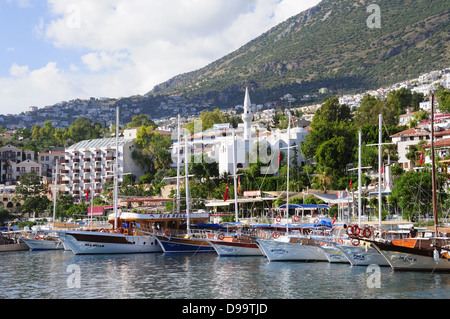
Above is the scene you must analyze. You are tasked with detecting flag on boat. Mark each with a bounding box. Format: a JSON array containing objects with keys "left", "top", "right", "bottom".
[
  {"left": 224, "top": 181, "right": 229, "bottom": 201},
  {"left": 332, "top": 215, "right": 336, "bottom": 224},
  {"left": 237, "top": 175, "right": 242, "bottom": 195}
]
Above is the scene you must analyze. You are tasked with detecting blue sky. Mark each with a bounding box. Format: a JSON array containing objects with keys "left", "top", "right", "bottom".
[{"left": 0, "top": 0, "right": 321, "bottom": 115}]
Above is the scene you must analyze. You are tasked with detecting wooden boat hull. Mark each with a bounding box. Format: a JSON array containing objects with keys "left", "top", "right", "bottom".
[
  {"left": 256, "top": 238, "right": 328, "bottom": 262},
  {"left": 0, "top": 243, "right": 29, "bottom": 252},
  {"left": 59, "top": 231, "right": 162, "bottom": 255},
  {"left": 207, "top": 239, "right": 263, "bottom": 256},
  {"left": 372, "top": 239, "right": 450, "bottom": 272},
  {"left": 154, "top": 234, "right": 215, "bottom": 254}
]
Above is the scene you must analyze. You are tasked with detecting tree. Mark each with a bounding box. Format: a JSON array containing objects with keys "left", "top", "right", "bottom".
[
  {"left": 389, "top": 169, "right": 447, "bottom": 221},
  {"left": 134, "top": 126, "right": 172, "bottom": 172},
  {"left": 436, "top": 85, "right": 450, "bottom": 113},
  {"left": 127, "top": 115, "right": 156, "bottom": 128},
  {"left": 301, "top": 97, "right": 356, "bottom": 188},
  {"left": 184, "top": 108, "right": 231, "bottom": 133},
  {"left": 0, "top": 206, "right": 16, "bottom": 225},
  {"left": 14, "top": 172, "right": 49, "bottom": 217}
]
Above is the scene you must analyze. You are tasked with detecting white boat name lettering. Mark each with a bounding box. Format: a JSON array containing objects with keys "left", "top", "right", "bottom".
[
  {"left": 398, "top": 256, "right": 417, "bottom": 263},
  {"left": 85, "top": 243, "right": 104, "bottom": 248}
]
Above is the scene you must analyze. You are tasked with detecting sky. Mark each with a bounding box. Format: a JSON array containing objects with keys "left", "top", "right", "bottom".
[{"left": 0, "top": 0, "right": 321, "bottom": 115}]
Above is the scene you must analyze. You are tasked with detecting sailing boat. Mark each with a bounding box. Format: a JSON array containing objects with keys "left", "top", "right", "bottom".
[
  {"left": 58, "top": 107, "right": 161, "bottom": 255},
  {"left": 207, "top": 131, "right": 263, "bottom": 256},
  {"left": 333, "top": 126, "right": 389, "bottom": 266},
  {"left": 153, "top": 119, "right": 215, "bottom": 254},
  {"left": 23, "top": 160, "right": 64, "bottom": 251},
  {"left": 369, "top": 94, "right": 450, "bottom": 271},
  {"left": 256, "top": 112, "right": 328, "bottom": 262}
]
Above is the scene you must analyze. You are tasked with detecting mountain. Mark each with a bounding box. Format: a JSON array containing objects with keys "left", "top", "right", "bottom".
[{"left": 146, "top": 0, "right": 450, "bottom": 107}]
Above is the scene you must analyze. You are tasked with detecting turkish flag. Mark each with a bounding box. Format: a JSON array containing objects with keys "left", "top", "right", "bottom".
[{"left": 224, "top": 181, "right": 229, "bottom": 202}]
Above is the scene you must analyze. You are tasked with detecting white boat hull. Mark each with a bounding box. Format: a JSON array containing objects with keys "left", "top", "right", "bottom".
[
  {"left": 319, "top": 245, "right": 349, "bottom": 263},
  {"left": 256, "top": 238, "right": 328, "bottom": 262},
  {"left": 23, "top": 238, "right": 64, "bottom": 251},
  {"left": 59, "top": 231, "right": 162, "bottom": 255},
  {"left": 335, "top": 243, "right": 389, "bottom": 266},
  {"left": 208, "top": 240, "right": 263, "bottom": 256}
]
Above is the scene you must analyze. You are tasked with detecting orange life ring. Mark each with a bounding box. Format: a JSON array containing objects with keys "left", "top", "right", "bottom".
[
  {"left": 351, "top": 238, "right": 360, "bottom": 247},
  {"left": 218, "top": 233, "right": 225, "bottom": 240},
  {"left": 313, "top": 219, "right": 319, "bottom": 224},
  {"left": 293, "top": 215, "right": 300, "bottom": 222},
  {"left": 363, "top": 227, "right": 372, "bottom": 238},
  {"left": 276, "top": 216, "right": 282, "bottom": 222},
  {"left": 346, "top": 225, "right": 355, "bottom": 236},
  {"left": 272, "top": 231, "right": 280, "bottom": 239},
  {"left": 164, "top": 229, "right": 171, "bottom": 236}
]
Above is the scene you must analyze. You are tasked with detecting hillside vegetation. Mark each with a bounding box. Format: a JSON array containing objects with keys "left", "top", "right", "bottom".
[{"left": 147, "top": 0, "right": 450, "bottom": 107}]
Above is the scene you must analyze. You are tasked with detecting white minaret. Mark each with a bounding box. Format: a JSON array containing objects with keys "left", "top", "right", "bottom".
[{"left": 242, "top": 87, "right": 253, "bottom": 141}]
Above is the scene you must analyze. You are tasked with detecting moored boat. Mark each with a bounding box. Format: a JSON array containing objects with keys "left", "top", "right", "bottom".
[
  {"left": 371, "top": 236, "right": 450, "bottom": 271},
  {"left": 256, "top": 236, "right": 328, "bottom": 262},
  {"left": 367, "top": 96, "right": 450, "bottom": 272},
  {"left": 22, "top": 231, "right": 64, "bottom": 251},
  {"left": 207, "top": 233, "right": 262, "bottom": 256},
  {"left": 0, "top": 231, "right": 30, "bottom": 252}
]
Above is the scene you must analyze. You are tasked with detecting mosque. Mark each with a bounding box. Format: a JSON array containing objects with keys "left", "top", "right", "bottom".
[{"left": 172, "top": 88, "right": 309, "bottom": 176}]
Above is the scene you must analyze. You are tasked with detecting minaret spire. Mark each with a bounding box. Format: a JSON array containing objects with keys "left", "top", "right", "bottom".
[{"left": 242, "top": 87, "right": 253, "bottom": 141}]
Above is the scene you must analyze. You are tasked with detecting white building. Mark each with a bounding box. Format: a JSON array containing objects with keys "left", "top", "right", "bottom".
[
  {"left": 61, "top": 129, "right": 144, "bottom": 200},
  {"left": 172, "top": 88, "right": 309, "bottom": 176}
]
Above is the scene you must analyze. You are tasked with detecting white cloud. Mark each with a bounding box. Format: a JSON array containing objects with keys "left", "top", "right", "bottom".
[{"left": 1, "top": 0, "right": 321, "bottom": 115}]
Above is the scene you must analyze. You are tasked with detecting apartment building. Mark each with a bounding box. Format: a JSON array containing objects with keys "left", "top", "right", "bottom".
[
  {"left": 62, "top": 131, "right": 144, "bottom": 200},
  {"left": 38, "top": 147, "right": 65, "bottom": 183},
  {"left": 0, "top": 145, "right": 40, "bottom": 185},
  {"left": 390, "top": 126, "right": 450, "bottom": 171}
]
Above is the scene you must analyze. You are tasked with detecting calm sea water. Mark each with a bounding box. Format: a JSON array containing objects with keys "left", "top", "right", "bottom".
[{"left": 0, "top": 250, "right": 449, "bottom": 299}]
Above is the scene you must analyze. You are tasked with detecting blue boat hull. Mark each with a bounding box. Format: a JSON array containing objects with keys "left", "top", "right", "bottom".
[{"left": 154, "top": 235, "right": 215, "bottom": 254}]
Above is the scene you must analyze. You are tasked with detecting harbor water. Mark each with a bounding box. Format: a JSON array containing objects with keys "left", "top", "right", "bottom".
[{"left": 1, "top": 250, "right": 449, "bottom": 299}]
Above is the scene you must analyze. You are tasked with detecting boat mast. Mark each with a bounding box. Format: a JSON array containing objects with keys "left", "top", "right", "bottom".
[
  {"left": 378, "top": 114, "right": 382, "bottom": 231},
  {"left": 232, "top": 131, "right": 239, "bottom": 223},
  {"left": 177, "top": 114, "right": 181, "bottom": 214},
  {"left": 114, "top": 107, "right": 119, "bottom": 230},
  {"left": 286, "top": 112, "right": 291, "bottom": 233},
  {"left": 52, "top": 159, "right": 58, "bottom": 229},
  {"left": 430, "top": 93, "right": 439, "bottom": 236},
  {"left": 358, "top": 130, "right": 362, "bottom": 227},
  {"left": 184, "top": 132, "right": 191, "bottom": 235}
]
